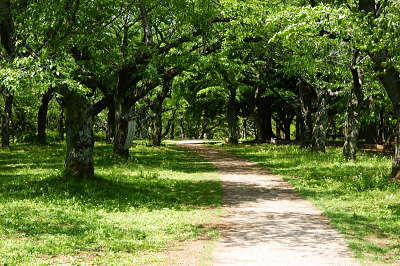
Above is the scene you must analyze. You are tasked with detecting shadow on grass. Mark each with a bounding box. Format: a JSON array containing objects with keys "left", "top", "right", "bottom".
[
  {"left": 0, "top": 172, "right": 222, "bottom": 211},
  {"left": 94, "top": 144, "right": 215, "bottom": 174},
  {"left": 0, "top": 143, "right": 222, "bottom": 212},
  {"left": 0, "top": 144, "right": 213, "bottom": 175}
]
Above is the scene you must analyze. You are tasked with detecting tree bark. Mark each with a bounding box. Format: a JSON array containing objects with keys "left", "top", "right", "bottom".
[
  {"left": 296, "top": 115, "right": 302, "bottom": 142},
  {"left": 63, "top": 91, "right": 94, "bottom": 179},
  {"left": 1, "top": 93, "right": 13, "bottom": 148},
  {"left": 149, "top": 102, "right": 163, "bottom": 146},
  {"left": 0, "top": 0, "right": 14, "bottom": 57},
  {"left": 106, "top": 103, "right": 115, "bottom": 143},
  {"left": 299, "top": 86, "right": 313, "bottom": 147},
  {"left": 312, "top": 90, "right": 328, "bottom": 152},
  {"left": 284, "top": 119, "right": 292, "bottom": 141},
  {"left": 276, "top": 123, "right": 281, "bottom": 139},
  {"left": 254, "top": 88, "right": 274, "bottom": 143},
  {"left": 37, "top": 87, "right": 55, "bottom": 145},
  {"left": 57, "top": 98, "right": 65, "bottom": 142},
  {"left": 113, "top": 92, "right": 130, "bottom": 158},
  {"left": 170, "top": 121, "right": 175, "bottom": 140},
  {"left": 343, "top": 49, "right": 364, "bottom": 160},
  {"left": 227, "top": 85, "right": 239, "bottom": 144}
]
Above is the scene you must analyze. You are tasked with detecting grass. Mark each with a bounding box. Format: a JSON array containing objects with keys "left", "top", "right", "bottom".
[
  {"left": 0, "top": 142, "right": 222, "bottom": 264},
  {"left": 221, "top": 143, "right": 400, "bottom": 265}
]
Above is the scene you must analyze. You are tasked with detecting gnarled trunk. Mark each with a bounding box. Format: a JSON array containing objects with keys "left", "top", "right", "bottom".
[
  {"left": 64, "top": 92, "right": 94, "bottom": 179},
  {"left": 1, "top": 93, "right": 13, "bottom": 148},
  {"left": 37, "top": 87, "right": 55, "bottom": 145}
]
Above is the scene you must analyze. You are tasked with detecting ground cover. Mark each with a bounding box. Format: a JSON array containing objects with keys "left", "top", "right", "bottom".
[
  {"left": 222, "top": 144, "right": 400, "bottom": 265},
  {"left": 0, "top": 142, "right": 222, "bottom": 264}
]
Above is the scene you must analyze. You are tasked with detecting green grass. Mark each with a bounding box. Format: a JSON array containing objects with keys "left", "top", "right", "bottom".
[
  {"left": 221, "top": 144, "right": 400, "bottom": 265},
  {"left": 0, "top": 142, "right": 222, "bottom": 264}
]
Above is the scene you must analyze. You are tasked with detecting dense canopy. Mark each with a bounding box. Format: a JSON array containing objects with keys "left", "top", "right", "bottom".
[{"left": 1, "top": 0, "right": 400, "bottom": 179}]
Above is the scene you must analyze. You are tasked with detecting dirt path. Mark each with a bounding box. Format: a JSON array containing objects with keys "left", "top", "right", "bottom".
[{"left": 179, "top": 143, "right": 359, "bottom": 266}]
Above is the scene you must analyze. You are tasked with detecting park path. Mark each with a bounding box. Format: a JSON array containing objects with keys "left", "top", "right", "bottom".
[{"left": 178, "top": 142, "right": 359, "bottom": 266}]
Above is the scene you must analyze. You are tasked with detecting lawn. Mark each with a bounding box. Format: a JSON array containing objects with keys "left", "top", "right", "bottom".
[
  {"left": 0, "top": 142, "right": 222, "bottom": 264},
  {"left": 222, "top": 144, "right": 400, "bottom": 265}
]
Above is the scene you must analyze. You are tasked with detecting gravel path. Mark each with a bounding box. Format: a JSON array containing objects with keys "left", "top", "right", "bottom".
[{"left": 179, "top": 143, "right": 359, "bottom": 266}]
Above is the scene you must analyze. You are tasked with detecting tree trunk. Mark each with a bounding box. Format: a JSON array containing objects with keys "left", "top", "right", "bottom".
[
  {"left": 227, "top": 85, "right": 239, "bottom": 144},
  {"left": 312, "top": 91, "right": 328, "bottom": 152},
  {"left": 243, "top": 119, "right": 248, "bottom": 139},
  {"left": 180, "top": 119, "right": 185, "bottom": 139},
  {"left": 170, "top": 122, "right": 175, "bottom": 140},
  {"left": 37, "top": 87, "right": 55, "bottom": 145},
  {"left": 254, "top": 88, "right": 274, "bottom": 143},
  {"left": 276, "top": 123, "right": 281, "bottom": 139},
  {"left": 149, "top": 103, "right": 163, "bottom": 146},
  {"left": 113, "top": 93, "right": 130, "bottom": 158},
  {"left": 295, "top": 115, "right": 302, "bottom": 142},
  {"left": 343, "top": 49, "right": 363, "bottom": 160},
  {"left": 284, "top": 119, "right": 291, "bottom": 141},
  {"left": 106, "top": 103, "right": 115, "bottom": 143},
  {"left": 391, "top": 117, "right": 400, "bottom": 179},
  {"left": 56, "top": 97, "right": 65, "bottom": 142},
  {"left": 1, "top": 93, "right": 13, "bottom": 148},
  {"left": 299, "top": 86, "right": 313, "bottom": 147},
  {"left": 64, "top": 92, "right": 94, "bottom": 179}
]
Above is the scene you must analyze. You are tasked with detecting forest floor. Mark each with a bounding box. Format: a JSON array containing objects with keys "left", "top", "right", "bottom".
[{"left": 179, "top": 142, "right": 359, "bottom": 265}]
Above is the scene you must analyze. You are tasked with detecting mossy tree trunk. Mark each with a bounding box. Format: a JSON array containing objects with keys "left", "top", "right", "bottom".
[{"left": 64, "top": 92, "right": 94, "bottom": 179}]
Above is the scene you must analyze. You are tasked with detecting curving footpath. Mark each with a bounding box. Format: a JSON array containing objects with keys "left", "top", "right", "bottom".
[{"left": 179, "top": 142, "right": 359, "bottom": 266}]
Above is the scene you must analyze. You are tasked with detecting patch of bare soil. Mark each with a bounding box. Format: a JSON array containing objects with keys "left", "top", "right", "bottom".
[{"left": 140, "top": 239, "right": 215, "bottom": 266}]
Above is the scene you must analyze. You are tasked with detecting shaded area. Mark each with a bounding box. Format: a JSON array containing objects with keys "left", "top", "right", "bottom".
[{"left": 0, "top": 144, "right": 222, "bottom": 211}]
